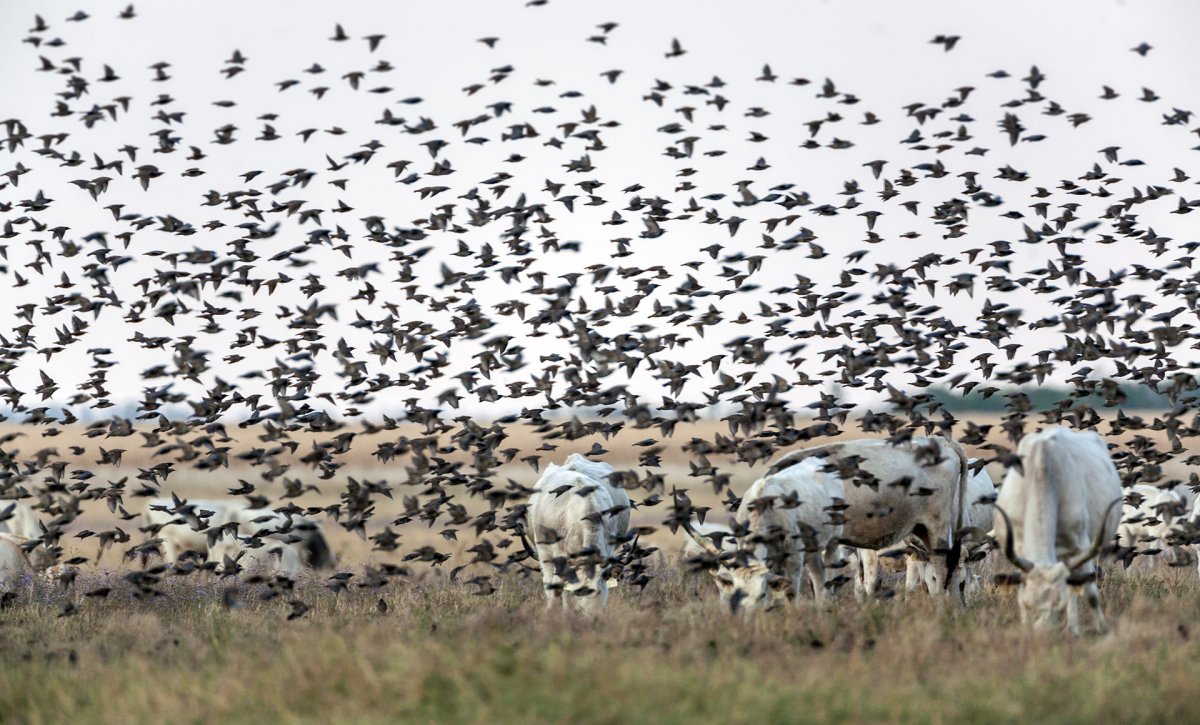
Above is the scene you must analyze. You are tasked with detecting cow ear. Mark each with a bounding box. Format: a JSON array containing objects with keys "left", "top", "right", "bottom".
[
  {"left": 993, "top": 572, "right": 1024, "bottom": 586},
  {"left": 1066, "top": 571, "right": 1097, "bottom": 586}
]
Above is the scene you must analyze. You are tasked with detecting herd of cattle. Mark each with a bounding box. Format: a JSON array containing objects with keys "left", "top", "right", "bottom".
[
  {"left": 0, "top": 425, "right": 1195, "bottom": 633},
  {"left": 525, "top": 426, "right": 1184, "bottom": 634}
]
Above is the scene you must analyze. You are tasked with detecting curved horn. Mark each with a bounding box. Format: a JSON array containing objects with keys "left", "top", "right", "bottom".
[
  {"left": 681, "top": 519, "right": 722, "bottom": 557},
  {"left": 1067, "top": 497, "right": 1123, "bottom": 572},
  {"left": 993, "top": 503, "right": 1034, "bottom": 573},
  {"left": 517, "top": 525, "right": 540, "bottom": 562}
]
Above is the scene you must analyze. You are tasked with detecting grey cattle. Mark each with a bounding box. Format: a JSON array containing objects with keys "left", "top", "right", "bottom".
[
  {"left": 683, "top": 456, "right": 844, "bottom": 614},
  {"left": 0, "top": 534, "right": 32, "bottom": 580},
  {"left": 524, "top": 454, "right": 631, "bottom": 612},
  {"left": 856, "top": 463, "right": 997, "bottom": 598},
  {"left": 1117, "top": 484, "right": 1188, "bottom": 568},
  {"left": 0, "top": 500, "right": 41, "bottom": 539},
  {"left": 766, "top": 436, "right": 972, "bottom": 600},
  {"left": 143, "top": 498, "right": 335, "bottom": 569},
  {"left": 993, "top": 427, "right": 1122, "bottom": 634}
]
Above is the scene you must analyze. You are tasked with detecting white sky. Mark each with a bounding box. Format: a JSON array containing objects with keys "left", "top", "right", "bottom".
[{"left": 1, "top": 0, "right": 1199, "bottom": 423}]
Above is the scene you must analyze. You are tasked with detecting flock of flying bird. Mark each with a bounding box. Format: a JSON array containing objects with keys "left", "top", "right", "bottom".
[{"left": 1, "top": 4, "right": 1200, "bottom": 631}]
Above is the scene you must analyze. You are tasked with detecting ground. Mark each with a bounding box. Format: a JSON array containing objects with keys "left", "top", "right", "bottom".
[{"left": 2, "top": 564, "right": 1199, "bottom": 723}]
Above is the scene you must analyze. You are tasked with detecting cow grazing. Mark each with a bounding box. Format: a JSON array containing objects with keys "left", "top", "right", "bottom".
[
  {"left": 142, "top": 498, "right": 234, "bottom": 561},
  {"left": 992, "top": 427, "right": 1122, "bottom": 634},
  {"left": 208, "top": 535, "right": 305, "bottom": 576},
  {"left": 524, "top": 454, "right": 631, "bottom": 612},
  {"left": 143, "top": 498, "right": 334, "bottom": 569},
  {"left": 1117, "top": 484, "right": 1188, "bottom": 568},
  {"left": 230, "top": 508, "right": 336, "bottom": 569},
  {"left": 766, "top": 436, "right": 972, "bottom": 601},
  {"left": 683, "top": 456, "right": 844, "bottom": 613}
]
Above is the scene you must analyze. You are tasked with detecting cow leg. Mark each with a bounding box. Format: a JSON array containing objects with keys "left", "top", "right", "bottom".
[
  {"left": 804, "top": 552, "right": 827, "bottom": 606},
  {"left": 961, "top": 565, "right": 979, "bottom": 599},
  {"left": 160, "top": 536, "right": 177, "bottom": 563},
  {"left": 860, "top": 549, "right": 879, "bottom": 597},
  {"left": 538, "top": 549, "right": 563, "bottom": 609},
  {"left": 925, "top": 561, "right": 941, "bottom": 595},
  {"left": 1066, "top": 589, "right": 1082, "bottom": 635},
  {"left": 1083, "top": 580, "right": 1105, "bottom": 632},
  {"left": 904, "top": 555, "right": 923, "bottom": 594},
  {"left": 790, "top": 558, "right": 808, "bottom": 605},
  {"left": 587, "top": 579, "right": 609, "bottom": 613},
  {"left": 932, "top": 527, "right": 965, "bottom": 605},
  {"left": 845, "top": 549, "right": 866, "bottom": 601},
  {"left": 822, "top": 540, "right": 845, "bottom": 600},
  {"left": 541, "top": 578, "right": 557, "bottom": 607}
]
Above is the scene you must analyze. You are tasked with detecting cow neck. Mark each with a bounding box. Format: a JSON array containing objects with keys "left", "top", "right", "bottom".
[{"left": 1022, "top": 477, "right": 1060, "bottom": 565}]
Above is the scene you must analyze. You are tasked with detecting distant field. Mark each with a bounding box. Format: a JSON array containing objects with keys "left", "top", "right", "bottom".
[{"left": 1, "top": 566, "right": 1199, "bottom": 723}]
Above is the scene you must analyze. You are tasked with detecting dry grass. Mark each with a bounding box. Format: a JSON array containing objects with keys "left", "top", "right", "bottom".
[{"left": 1, "top": 564, "right": 1199, "bottom": 724}]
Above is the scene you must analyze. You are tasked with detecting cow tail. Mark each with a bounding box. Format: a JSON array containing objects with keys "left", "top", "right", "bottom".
[
  {"left": 305, "top": 529, "right": 337, "bottom": 569},
  {"left": 942, "top": 436, "right": 970, "bottom": 593}
]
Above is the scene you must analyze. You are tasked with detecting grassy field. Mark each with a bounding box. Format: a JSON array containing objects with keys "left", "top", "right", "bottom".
[
  {"left": 2, "top": 564, "right": 1200, "bottom": 723},
  {"left": 2, "top": 414, "right": 1195, "bottom": 723}
]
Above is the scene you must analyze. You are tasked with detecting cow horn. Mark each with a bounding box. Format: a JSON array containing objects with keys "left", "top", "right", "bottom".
[
  {"left": 680, "top": 518, "right": 722, "bottom": 557},
  {"left": 993, "top": 504, "right": 1034, "bottom": 573},
  {"left": 517, "top": 525, "right": 540, "bottom": 562},
  {"left": 1067, "top": 497, "right": 1123, "bottom": 572},
  {"left": 955, "top": 525, "right": 989, "bottom": 546}
]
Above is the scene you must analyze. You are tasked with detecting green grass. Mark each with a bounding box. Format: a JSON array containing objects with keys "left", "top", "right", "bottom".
[{"left": 1, "top": 567, "right": 1198, "bottom": 724}]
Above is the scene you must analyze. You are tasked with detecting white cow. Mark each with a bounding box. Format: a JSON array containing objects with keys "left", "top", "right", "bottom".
[
  {"left": 0, "top": 533, "right": 32, "bottom": 579},
  {"left": 142, "top": 498, "right": 235, "bottom": 561},
  {"left": 143, "top": 498, "right": 334, "bottom": 568},
  {"left": 766, "top": 436, "right": 973, "bottom": 600},
  {"left": 1185, "top": 496, "right": 1200, "bottom": 576},
  {"left": 231, "top": 507, "right": 336, "bottom": 569},
  {"left": 683, "top": 456, "right": 844, "bottom": 613},
  {"left": 524, "top": 454, "right": 631, "bottom": 612},
  {"left": 1118, "top": 484, "right": 1188, "bottom": 568},
  {"left": 895, "top": 464, "right": 998, "bottom": 596},
  {"left": 0, "top": 500, "right": 41, "bottom": 538},
  {"left": 208, "top": 535, "right": 304, "bottom": 576},
  {"left": 992, "top": 427, "right": 1122, "bottom": 634}
]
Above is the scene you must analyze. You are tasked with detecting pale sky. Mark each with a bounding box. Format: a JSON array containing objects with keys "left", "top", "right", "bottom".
[{"left": 1, "top": 0, "right": 1198, "bottom": 422}]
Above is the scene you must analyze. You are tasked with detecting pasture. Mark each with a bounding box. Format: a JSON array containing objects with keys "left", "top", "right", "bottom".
[
  {"left": 1, "top": 417, "right": 1197, "bottom": 723},
  {"left": 2, "top": 565, "right": 1199, "bottom": 723}
]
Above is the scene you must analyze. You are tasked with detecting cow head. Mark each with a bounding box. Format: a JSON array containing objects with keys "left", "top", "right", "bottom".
[
  {"left": 681, "top": 521, "right": 789, "bottom": 615},
  {"left": 712, "top": 562, "right": 791, "bottom": 614},
  {"left": 994, "top": 500, "right": 1119, "bottom": 632}
]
